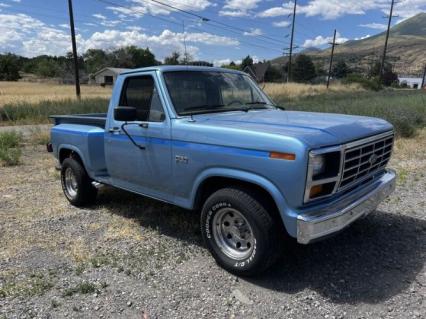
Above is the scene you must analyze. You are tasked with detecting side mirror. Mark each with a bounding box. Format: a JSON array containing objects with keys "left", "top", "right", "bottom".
[{"left": 114, "top": 106, "right": 137, "bottom": 122}]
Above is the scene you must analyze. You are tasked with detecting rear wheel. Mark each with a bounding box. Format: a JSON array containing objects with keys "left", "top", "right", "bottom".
[
  {"left": 201, "top": 187, "right": 280, "bottom": 276},
  {"left": 61, "top": 158, "right": 97, "bottom": 207}
]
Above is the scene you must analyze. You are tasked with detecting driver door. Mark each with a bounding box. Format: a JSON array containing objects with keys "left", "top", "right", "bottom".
[{"left": 105, "top": 73, "right": 172, "bottom": 200}]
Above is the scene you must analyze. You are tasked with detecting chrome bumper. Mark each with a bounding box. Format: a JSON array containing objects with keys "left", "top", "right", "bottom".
[{"left": 297, "top": 169, "right": 396, "bottom": 244}]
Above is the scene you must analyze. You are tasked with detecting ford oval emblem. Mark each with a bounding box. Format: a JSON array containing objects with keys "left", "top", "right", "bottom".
[{"left": 369, "top": 154, "right": 379, "bottom": 165}]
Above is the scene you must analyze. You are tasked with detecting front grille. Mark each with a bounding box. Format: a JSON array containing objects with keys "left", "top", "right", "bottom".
[{"left": 338, "top": 133, "right": 394, "bottom": 191}]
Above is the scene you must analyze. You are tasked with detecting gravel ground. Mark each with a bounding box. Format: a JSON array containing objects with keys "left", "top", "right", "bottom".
[{"left": 0, "top": 128, "right": 425, "bottom": 319}]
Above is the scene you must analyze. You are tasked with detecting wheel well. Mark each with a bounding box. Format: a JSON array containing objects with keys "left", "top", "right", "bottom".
[
  {"left": 59, "top": 148, "right": 83, "bottom": 166},
  {"left": 194, "top": 176, "right": 285, "bottom": 231}
]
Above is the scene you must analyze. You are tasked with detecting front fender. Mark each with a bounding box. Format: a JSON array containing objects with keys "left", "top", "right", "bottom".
[{"left": 190, "top": 167, "right": 299, "bottom": 237}]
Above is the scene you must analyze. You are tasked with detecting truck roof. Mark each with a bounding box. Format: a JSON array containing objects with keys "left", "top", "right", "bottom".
[{"left": 121, "top": 65, "right": 245, "bottom": 76}]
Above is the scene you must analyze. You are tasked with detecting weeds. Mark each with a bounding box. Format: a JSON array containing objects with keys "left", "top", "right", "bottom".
[
  {"left": 62, "top": 282, "right": 98, "bottom": 297},
  {"left": 0, "top": 131, "right": 22, "bottom": 166},
  {"left": 0, "top": 98, "right": 108, "bottom": 124},
  {"left": 276, "top": 90, "right": 426, "bottom": 138}
]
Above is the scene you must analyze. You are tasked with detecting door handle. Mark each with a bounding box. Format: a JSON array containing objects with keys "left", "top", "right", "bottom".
[{"left": 108, "top": 127, "right": 121, "bottom": 134}]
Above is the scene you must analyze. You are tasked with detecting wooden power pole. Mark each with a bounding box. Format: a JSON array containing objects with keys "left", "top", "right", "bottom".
[
  {"left": 327, "top": 29, "right": 339, "bottom": 89},
  {"left": 422, "top": 65, "right": 426, "bottom": 89},
  {"left": 287, "top": 0, "right": 297, "bottom": 83},
  {"left": 380, "top": 0, "right": 395, "bottom": 81},
  {"left": 67, "top": 0, "right": 81, "bottom": 99}
]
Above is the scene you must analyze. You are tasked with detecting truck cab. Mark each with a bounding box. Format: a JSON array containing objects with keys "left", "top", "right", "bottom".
[{"left": 50, "top": 66, "right": 396, "bottom": 276}]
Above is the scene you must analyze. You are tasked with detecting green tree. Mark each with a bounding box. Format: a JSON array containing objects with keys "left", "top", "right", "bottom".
[
  {"left": 112, "top": 46, "right": 158, "bottom": 68},
  {"left": 368, "top": 61, "right": 398, "bottom": 86},
  {"left": 0, "top": 54, "right": 20, "bottom": 81},
  {"left": 221, "top": 61, "right": 240, "bottom": 70},
  {"left": 264, "top": 65, "right": 282, "bottom": 82},
  {"left": 164, "top": 51, "right": 181, "bottom": 65},
  {"left": 34, "top": 59, "right": 61, "bottom": 78},
  {"left": 241, "top": 55, "right": 254, "bottom": 71},
  {"left": 292, "top": 54, "right": 316, "bottom": 83},
  {"left": 333, "top": 60, "right": 350, "bottom": 79},
  {"left": 84, "top": 49, "right": 110, "bottom": 74}
]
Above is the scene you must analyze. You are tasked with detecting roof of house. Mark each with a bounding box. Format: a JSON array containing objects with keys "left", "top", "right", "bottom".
[{"left": 93, "top": 67, "right": 132, "bottom": 76}]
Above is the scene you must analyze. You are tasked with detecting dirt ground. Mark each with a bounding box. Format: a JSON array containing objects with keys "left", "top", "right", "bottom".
[{"left": 0, "top": 128, "right": 425, "bottom": 319}]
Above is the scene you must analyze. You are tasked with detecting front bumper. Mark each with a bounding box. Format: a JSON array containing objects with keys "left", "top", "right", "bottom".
[{"left": 297, "top": 169, "right": 396, "bottom": 244}]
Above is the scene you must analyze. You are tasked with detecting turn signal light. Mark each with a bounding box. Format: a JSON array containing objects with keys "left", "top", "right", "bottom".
[
  {"left": 309, "top": 185, "right": 324, "bottom": 198},
  {"left": 269, "top": 152, "right": 296, "bottom": 161}
]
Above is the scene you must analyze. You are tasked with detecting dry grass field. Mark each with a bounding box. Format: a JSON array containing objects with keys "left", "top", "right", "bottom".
[
  {"left": 263, "top": 82, "right": 362, "bottom": 99},
  {"left": 0, "top": 81, "right": 362, "bottom": 107},
  {"left": 0, "top": 82, "right": 112, "bottom": 107}
]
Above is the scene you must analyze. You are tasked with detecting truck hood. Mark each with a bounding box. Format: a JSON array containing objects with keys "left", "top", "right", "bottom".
[{"left": 194, "top": 110, "right": 393, "bottom": 148}]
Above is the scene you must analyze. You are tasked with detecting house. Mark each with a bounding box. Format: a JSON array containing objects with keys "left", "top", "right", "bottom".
[
  {"left": 398, "top": 76, "right": 424, "bottom": 89},
  {"left": 91, "top": 67, "right": 131, "bottom": 86}
]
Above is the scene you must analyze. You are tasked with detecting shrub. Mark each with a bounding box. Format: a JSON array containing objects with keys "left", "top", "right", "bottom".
[
  {"left": 0, "top": 131, "right": 23, "bottom": 166},
  {"left": 343, "top": 74, "right": 382, "bottom": 91}
]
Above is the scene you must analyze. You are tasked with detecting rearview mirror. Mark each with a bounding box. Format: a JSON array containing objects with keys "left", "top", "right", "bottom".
[{"left": 114, "top": 106, "right": 137, "bottom": 122}]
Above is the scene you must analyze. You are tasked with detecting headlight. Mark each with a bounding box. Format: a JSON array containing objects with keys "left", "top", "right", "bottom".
[
  {"left": 305, "top": 149, "right": 343, "bottom": 203},
  {"left": 311, "top": 155, "right": 325, "bottom": 177}
]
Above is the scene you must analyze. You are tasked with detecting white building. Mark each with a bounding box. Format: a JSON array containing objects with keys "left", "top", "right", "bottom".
[
  {"left": 398, "top": 76, "right": 424, "bottom": 89},
  {"left": 91, "top": 67, "right": 131, "bottom": 86}
]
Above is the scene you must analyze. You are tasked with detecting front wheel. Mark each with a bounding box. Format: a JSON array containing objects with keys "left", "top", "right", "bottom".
[
  {"left": 61, "top": 158, "right": 97, "bottom": 207},
  {"left": 201, "top": 187, "right": 280, "bottom": 276}
]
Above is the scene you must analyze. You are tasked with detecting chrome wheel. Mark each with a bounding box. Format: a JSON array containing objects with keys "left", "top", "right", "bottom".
[
  {"left": 212, "top": 208, "right": 255, "bottom": 260},
  {"left": 64, "top": 167, "right": 78, "bottom": 199}
]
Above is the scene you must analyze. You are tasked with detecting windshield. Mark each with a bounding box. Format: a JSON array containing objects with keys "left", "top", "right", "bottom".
[{"left": 163, "top": 71, "right": 275, "bottom": 115}]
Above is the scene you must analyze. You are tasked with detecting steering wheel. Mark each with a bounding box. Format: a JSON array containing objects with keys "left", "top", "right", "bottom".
[{"left": 227, "top": 100, "right": 243, "bottom": 106}]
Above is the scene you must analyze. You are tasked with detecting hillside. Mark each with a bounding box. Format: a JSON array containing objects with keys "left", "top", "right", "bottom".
[{"left": 271, "top": 12, "right": 426, "bottom": 75}]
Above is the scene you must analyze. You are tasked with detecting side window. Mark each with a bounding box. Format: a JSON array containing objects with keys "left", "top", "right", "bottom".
[{"left": 120, "top": 76, "right": 165, "bottom": 122}]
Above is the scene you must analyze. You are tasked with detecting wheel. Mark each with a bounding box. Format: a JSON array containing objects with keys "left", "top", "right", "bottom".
[
  {"left": 201, "top": 187, "right": 280, "bottom": 276},
  {"left": 61, "top": 158, "right": 97, "bottom": 207}
]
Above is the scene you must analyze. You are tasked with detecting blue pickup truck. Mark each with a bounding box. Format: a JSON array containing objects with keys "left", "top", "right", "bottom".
[{"left": 49, "top": 66, "right": 396, "bottom": 275}]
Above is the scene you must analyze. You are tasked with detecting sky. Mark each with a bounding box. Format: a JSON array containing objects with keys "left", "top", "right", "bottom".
[{"left": 0, "top": 0, "right": 425, "bottom": 65}]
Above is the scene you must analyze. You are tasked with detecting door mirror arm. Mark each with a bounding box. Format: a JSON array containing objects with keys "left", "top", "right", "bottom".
[{"left": 120, "top": 122, "right": 146, "bottom": 150}]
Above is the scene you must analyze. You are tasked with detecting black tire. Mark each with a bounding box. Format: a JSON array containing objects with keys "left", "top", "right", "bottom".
[
  {"left": 201, "top": 187, "right": 280, "bottom": 276},
  {"left": 61, "top": 158, "right": 97, "bottom": 207}
]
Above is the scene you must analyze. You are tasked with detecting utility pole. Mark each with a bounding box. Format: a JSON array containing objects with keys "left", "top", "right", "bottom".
[
  {"left": 67, "top": 0, "right": 81, "bottom": 99},
  {"left": 327, "top": 29, "right": 340, "bottom": 89},
  {"left": 380, "top": 0, "right": 396, "bottom": 81},
  {"left": 287, "top": 0, "right": 297, "bottom": 83},
  {"left": 421, "top": 64, "right": 426, "bottom": 89}
]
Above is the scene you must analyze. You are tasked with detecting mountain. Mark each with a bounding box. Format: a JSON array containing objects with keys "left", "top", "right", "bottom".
[{"left": 270, "top": 13, "right": 426, "bottom": 75}]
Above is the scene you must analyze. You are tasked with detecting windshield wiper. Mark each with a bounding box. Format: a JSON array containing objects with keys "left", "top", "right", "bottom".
[{"left": 182, "top": 104, "right": 225, "bottom": 112}]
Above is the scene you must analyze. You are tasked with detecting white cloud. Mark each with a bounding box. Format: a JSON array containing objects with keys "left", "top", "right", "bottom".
[
  {"left": 243, "top": 28, "right": 263, "bottom": 36},
  {"left": 303, "top": 32, "right": 348, "bottom": 48},
  {"left": 259, "top": 0, "right": 426, "bottom": 20},
  {"left": 273, "top": 20, "right": 291, "bottom": 27},
  {"left": 0, "top": 13, "right": 239, "bottom": 60},
  {"left": 359, "top": 23, "right": 388, "bottom": 30},
  {"left": 93, "top": 13, "right": 107, "bottom": 20},
  {"left": 213, "top": 58, "right": 242, "bottom": 66},
  {"left": 0, "top": 3, "right": 11, "bottom": 7},
  {"left": 354, "top": 34, "right": 371, "bottom": 40},
  {"left": 220, "top": 0, "right": 261, "bottom": 17},
  {"left": 107, "top": 0, "right": 212, "bottom": 18}
]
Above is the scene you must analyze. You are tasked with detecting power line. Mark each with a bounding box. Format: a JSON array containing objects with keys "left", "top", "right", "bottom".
[
  {"left": 94, "top": 0, "right": 284, "bottom": 53},
  {"left": 146, "top": 0, "right": 288, "bottom": 45}
]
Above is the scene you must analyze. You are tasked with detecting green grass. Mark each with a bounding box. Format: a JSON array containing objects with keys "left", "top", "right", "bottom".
[
  {"left": 62, "top": 282, "right": 98, "bottom": 297},
  {"left": 275, "top": 90, "right": 426, "bottom": 138},
  {"left": 0, "top": 98, "right": 109, "bottom": 125},
  {"left": 0, "top": 131, "right": 23, "bottom": 166}
]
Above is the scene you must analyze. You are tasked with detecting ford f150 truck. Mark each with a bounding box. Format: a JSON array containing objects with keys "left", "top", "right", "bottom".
[{"left": 49, "top": 66, "right": 396, "bottom": 276}]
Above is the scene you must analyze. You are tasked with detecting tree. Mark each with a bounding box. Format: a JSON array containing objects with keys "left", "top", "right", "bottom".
[
  {"left": 264, "top": 65, "right": 282, "bottom": 82},
  {"left": 111, "top": 46, "right": 158, "bottom": 68},
  {"left": 333, "top": 60, "right": 350, "bottom": 79},
  {"left": 164, "top": 51, "right": 181, "bottom": 65},
  {"left": 292, "top": 54, "right": 316, "bottom": 83},
  {"left": 368, "top": 61, "right": 398, "bottom": 86},
  {"left": 241, "top": 55, "right": 254, "bottom": 71},
  {"left": 34, "top": 59, "right": 61, "bottom": 78},
  {"left": 84, "top": 49, "right": 110, "bottom": 74},
  {"left": 0, "top": 54, "right": 20, "bottom": 81}
]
